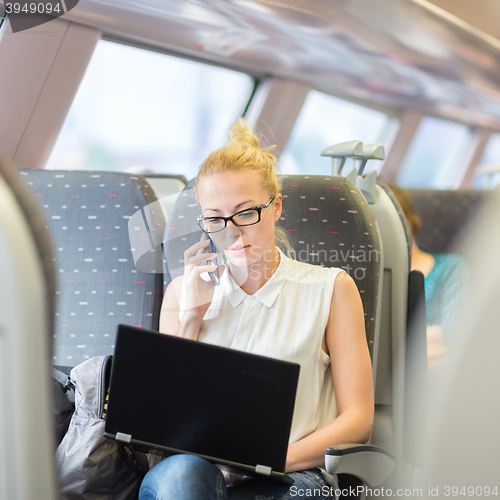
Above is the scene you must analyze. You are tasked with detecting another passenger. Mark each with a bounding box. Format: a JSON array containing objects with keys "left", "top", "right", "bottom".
[
  {"left": 141, "top": 119, "right": 374, "bottom": 500},
  {"left": 388, "top": 184, "right": 467, "bottom": 365}
]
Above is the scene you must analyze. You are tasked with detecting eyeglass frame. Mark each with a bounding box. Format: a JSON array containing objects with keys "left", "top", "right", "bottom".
[{"left": 197, "top": 196, "right": 276, "bottom": 233}]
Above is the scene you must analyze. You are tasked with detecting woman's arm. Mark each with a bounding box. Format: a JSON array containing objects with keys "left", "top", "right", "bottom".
[
  {"left": 159, "top": 275, "right": 185, "bottom": 336},
  {"left": 159, "top": 237, "right": 222, "bottom": 339},
  {"left": 285, "top": 272, "right": 374, "bottom": 473}
]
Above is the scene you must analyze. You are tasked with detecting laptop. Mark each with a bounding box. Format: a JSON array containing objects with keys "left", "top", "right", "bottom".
[{"left": 104, "top": 324, "right": 300, "bottom": 484}]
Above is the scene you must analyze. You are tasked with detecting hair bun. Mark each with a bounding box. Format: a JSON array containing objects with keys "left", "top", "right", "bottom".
[{"left": 228, "top": 118, "right": 260, "bottom": 149}]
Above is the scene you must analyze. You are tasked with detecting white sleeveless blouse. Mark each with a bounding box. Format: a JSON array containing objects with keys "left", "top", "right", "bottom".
[{"left": 180, "top": 248, "right": 343, "bottom": 444}]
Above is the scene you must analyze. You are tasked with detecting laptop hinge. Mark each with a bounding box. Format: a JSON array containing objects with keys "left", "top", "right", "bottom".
[
  {"left": 255, "top": 465, "right": 272, "bottom": 476},
  {"left": 116, "top": 432, "right": 132, "bottom": 444}
]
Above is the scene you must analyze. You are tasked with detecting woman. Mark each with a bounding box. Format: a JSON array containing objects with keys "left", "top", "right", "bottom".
[
  {"left": 388, "top": 184, "right": 467, "bottom": 367},
  {"left": 140, "top": 119, "right": 374, "bottom": 500}
]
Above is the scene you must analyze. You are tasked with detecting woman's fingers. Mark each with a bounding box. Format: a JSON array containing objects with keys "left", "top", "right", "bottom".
[
  {"left": 181, "top": 239, "right": 221, "bottom": 317},
  {"left": 184, "top": 238, "right": 210, "bottom": 263},
  {"left": 184, "top": 240, "right": 218, "bottom": 271},
  {"left": 188, "top": 263, "right": 217, "bottom": 279},
  {"left": 189, "top": 252, "right": 217, "bottom": 266}
]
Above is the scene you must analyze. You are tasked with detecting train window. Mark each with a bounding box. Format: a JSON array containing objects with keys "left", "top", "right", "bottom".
[
  {"left": 280, "top": 90, "right": 391, "bottom": 175},
  {"left": 45, "top": 39, "right": 255, "bottom": 179},
  {"left": 472, "top": 133, "right": 500, "bottom": 189},
  {"left": 396, "top": 116, "right": 473, "bottom": 189}
]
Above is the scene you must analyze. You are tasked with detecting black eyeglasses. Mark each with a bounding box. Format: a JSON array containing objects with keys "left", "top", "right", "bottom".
[{"left": 197, "top": 197, "right": 276, "bottom": 234}]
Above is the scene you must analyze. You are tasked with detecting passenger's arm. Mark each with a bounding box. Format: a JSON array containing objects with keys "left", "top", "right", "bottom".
[
  {"left": 427, "top": 324, "right": 448, "bottom": 373},
  {"left": 285, "top": 272, "right": 374, "bottom": 473},
  {"left": 438, "top": 256, "right": 468, "bottom": 344},
  {"left": 159, "top": 238, "right": 222, "bottom": 340},
  {"left": 159, "top": 275, "right": 186, "bottom": 336}
]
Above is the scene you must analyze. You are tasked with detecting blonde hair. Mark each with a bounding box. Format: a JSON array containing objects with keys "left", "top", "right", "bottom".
[{"left": 196, "top": 118, "right": 293, "bottom": 255}]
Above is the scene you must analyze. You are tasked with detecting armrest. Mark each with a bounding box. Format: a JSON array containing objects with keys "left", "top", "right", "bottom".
[{"left": 325, "top": 444, "right": 395, "bottom": 487}]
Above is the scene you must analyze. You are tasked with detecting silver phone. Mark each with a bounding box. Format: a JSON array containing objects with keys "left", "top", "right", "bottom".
[{"left": 201, "top": 233, "right": 220, "bottom": 286}]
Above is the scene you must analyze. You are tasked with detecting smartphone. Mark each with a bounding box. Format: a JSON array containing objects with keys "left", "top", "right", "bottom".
[{"left": 201, "top": 233, "right": 220, "bottom": 286}]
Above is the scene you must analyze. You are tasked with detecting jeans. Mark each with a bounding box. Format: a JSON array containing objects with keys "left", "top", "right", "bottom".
[{"left": 139, "top": 454, "right": 333, "bottom": 500}]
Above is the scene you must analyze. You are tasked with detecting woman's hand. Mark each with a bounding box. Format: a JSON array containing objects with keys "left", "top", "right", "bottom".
[
  {"left": 181, "top": 238, "right": 224, "bottom": 320},
  {"left": 159, "top": 238, "right": 224, "bottom": 340}
]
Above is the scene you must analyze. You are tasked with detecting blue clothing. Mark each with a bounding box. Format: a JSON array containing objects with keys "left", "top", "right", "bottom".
[
  {"left": 425, "top": 253, "right": 467, "bottom": 344},
  {"left": 139, "top": 454, "right": 333, "bottom": 500}
]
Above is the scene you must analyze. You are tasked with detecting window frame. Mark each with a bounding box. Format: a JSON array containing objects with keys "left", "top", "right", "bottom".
[
  {"left": 280, "top": 87, "right": 398, "bottom": 176},
  {"left": 395, "top": 114, "right": 477, "bottom": 189},
  {"left": 103, "top": 32, "right": 264, "bottom": 102},
  {"left": 44, "top": 34, "right": 260, "bottom": 175}
]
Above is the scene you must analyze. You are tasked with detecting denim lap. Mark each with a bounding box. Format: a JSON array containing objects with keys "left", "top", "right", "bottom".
[
  {"left": 228, "top": 468, "right": 332, "bottom": 500},
  {"left": 139, "top": 454, "right": 332, "bottom": 500},
  {"left": 139, "top": 454, "right": 227, "bottom": 500}
]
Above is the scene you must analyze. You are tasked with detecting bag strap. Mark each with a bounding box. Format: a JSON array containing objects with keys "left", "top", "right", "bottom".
[
  {"left": 52, "top": 367, "right": 75, "bottom": 403},
  {"left": 119, "top": 444, "right": 150, "bottom": 478},
  {"left": 52, "top": 368, "right": 71, "bottom": 387}
]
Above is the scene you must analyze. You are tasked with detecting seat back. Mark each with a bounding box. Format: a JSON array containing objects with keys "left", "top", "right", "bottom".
[
  {"left": 278, "top": 175, "right": 382, "bottom": 360},
  {"left": 20, "top": 169, "right": 165, "bottom": 367},
  {"left": 407, "top": 188, "right": 500, "bottom": 254},
  {"left": 349, "top": 172, "right": 414, "bottom": 487},
  {"left": 145, "top": 174, "right": 188, "bottom": 295},
  {"left": 145, "top": 174, "right": 187, "bottom": 219},
  {"left": 379, "top": 183, "right": 413, "bottom": 264},
  {"left": 163, "top": 173, "right": 383, "bottom": 389},
  {"left": 364, "top": 184, "right": 413, "bottom": 489},
  {"left": 370, "top": 185, "right": 411, "bottom": 454},
  {"left": 0, "top": 162, "right": 58, "bottom": 499},
  {"left": 325, "top": 142, "right": 421, "bottom": 487}
]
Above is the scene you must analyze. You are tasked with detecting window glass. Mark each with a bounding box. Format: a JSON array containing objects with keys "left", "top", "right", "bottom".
[
  {"left": 280, "top": 90, "right": 391, "bottom": 175},
  {"left": 396, "top": 116, "right": 473, "bottom": 189},
  {"left": 472, "top": 133, "right": 500, "bottom": 189},
  {"left": 45, "top": 40, "right": 255, "bottom": 180}
]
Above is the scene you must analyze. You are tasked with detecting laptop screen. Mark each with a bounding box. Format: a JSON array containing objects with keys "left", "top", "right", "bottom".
[{"left": 105, "top": 325, "right": 300, "bottom": 473}]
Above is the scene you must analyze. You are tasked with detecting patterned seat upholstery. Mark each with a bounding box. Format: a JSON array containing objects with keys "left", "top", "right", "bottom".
[
  {"left": 145, "top": 174, "right": 187, "bottom": 222},
  {"left": 143, "top": 174, "right": 188, "bottom": 295},
  {"left": 163, "top": 174, "right": 381, "bottom": 358},
  {"left": 20, "top": 169, "right": 165, "bottom": 367},
  {"left": 407, "top": 189, "right": 500, "bottom": 254}
]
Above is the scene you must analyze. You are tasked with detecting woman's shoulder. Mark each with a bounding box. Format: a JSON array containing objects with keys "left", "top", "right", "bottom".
[
  {"left": 432, "top": 252, "right": 467, "bottom": 272},
  {"left": 430, "top": 252, "right": 468, "bottom": 284}
]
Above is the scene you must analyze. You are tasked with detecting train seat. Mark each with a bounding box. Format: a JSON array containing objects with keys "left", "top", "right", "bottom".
[
  {"left": 145, "top": 174, "right": 187, "bottom": 219},
  {"left": 407, "top": 188, "right": 500, "bottom": 255},
  {"left": 322, "top": 142, "right": 426, "bottom": 489},
  {"left": 19, "top": 169, "right": 165, "bottom": 367},
  {"left": 143, "top": 174, "right": 188, "bottom": 295},
  {"left": 364, "top": 183, "right": 415, "bottom": 490},
  {"left": 163, "top": 174, "right": 395, "bottom": 488},
  {"left": 0, "top": 162, "right": 58, "bottom": 499}
]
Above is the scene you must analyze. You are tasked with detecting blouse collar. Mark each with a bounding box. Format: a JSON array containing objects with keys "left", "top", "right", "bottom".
[{"left": 222, "top": 247, "right": 288, "bottom": 309}]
